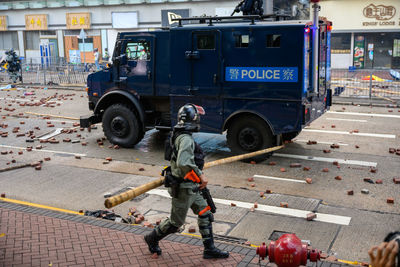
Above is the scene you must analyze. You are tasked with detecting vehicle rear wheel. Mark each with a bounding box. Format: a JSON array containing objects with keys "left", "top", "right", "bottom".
[
  {"left": 102, "top": 103, "right": 143, "bottom": 147},
  {"left": 227, "top": 116, "right": 274, "bottom": 163}
]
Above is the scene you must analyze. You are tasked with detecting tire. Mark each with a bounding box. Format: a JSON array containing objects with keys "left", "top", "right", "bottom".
[
  {"left": 102, "top": 103, "right": 143, "bottom": 147},
  {"left": 227, "top": 116, "right": 274, "bottom": 163},
  {"left": 282, "top": 131, "right": 300, "bottom": 142}
]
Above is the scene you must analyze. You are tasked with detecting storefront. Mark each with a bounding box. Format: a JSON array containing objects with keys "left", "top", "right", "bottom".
[{"left": 320, "top": 0, "right": 400, "bottom": 69}]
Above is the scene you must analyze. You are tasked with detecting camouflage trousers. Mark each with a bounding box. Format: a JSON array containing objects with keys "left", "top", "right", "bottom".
[{"left": 157, "top": 183, "right": 213, "bottom": 242}]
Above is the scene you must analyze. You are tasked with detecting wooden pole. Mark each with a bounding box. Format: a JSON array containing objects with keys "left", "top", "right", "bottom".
[{"left": 104, "top": 145, "right": 284, "bottom": 208}]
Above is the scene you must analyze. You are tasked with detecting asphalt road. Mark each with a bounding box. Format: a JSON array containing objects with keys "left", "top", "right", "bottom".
[{"left": 0, "top": 87, "right": 399, "bottom": 263}]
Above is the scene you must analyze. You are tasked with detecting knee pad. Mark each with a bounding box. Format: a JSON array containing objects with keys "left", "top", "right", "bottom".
[{"left": 199, "top": 212, "right": 214, "bottom": 223}]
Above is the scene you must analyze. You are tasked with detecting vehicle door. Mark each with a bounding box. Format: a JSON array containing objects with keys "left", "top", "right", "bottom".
[
  {"left": 119, "top": 35, "right": 155, "bottom": 95},
  {"left": 189, "top": 30, "right": 223, "bottom": 132}
]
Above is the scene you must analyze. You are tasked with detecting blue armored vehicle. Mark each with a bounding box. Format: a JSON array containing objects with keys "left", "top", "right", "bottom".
[{"left": 81, "top": 2, "right": 332, "bottom": 160}]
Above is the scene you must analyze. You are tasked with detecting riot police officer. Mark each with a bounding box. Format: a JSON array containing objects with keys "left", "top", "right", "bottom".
[
  {"left": 144, "top": 103, "right": 229, "bottom": 259},
  {"left": 0, "top": 49, "right": 22, "bottom": 83}
]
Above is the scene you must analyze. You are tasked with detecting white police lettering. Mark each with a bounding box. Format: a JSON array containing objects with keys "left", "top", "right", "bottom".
[
  {"left": 225, "top": 67, "right": 298, "bottom": 83},
  {"left": 283, "top": 68, "right": 294, "bottom": 81},
  {"left": 229, "top": 68, "right": 239, "bottom": 80}
]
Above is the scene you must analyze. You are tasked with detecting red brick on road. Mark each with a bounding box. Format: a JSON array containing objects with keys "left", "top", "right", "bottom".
[{"left": 0, "top": 204, "right": 244, "bottom": 267}]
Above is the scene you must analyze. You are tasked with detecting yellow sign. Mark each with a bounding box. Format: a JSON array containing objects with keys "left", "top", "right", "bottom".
[
  {"left": 0, "top": 16, "right": 7, "bottom": 31},
  {"left": 66, "top": 13, "right": 91, "bottom": 29},
  {"left": 25, "top": 14, "right": 48, "bottom": 30}
]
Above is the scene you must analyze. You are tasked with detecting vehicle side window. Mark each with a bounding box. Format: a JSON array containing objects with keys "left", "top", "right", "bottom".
[
  {"left": 197, "top": 34, "right": 215, "bottom": 50},
  {"left": 125, "top": 41, "right": 151, "bottom": 61},
  {"left": 235, "top": 35, "right": 249, "bottom": 48},
  {"left": 266, "top": 34, "right": 281, "bottom": 48}
]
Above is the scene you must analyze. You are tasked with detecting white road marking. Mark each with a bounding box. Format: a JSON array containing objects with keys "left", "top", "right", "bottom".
[
  {"left": 148, "top": 189, "right": 351, "bottom": 226},
  {"left": 303, "top": 129, "right": 395, "bottom": 139},
  {"left": 38, "top": 128, "right": 63, "bottom": 140},
  {"left": 253, "top": 175, "right": 307, "bottom": 184},
  {"left": 294, "top": 139, "right": 349, "bottom": 146},
  {"left": 328, "top": 111, "right": 400, "bottom": 119},
  {"left": 0, "top": 144, "right": 86, "bottom": 157},
  {"left": 325, "top": 118, "right": 367, "bottom": 122},
  {"left": 273, "top": 153, "right": 377, "bottom": 167}
]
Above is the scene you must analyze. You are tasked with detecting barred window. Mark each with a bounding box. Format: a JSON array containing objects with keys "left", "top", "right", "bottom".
[{"left": 0, "top": 32, "right": 18, "bottom": 50}]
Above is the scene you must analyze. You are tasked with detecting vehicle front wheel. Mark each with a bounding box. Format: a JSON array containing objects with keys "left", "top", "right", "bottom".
[
  {"left": 227, "top": 116, "right": 274, "bottom": 163},
  {"left": 102, "top": 103, "right": 143, "bottom": 147}
]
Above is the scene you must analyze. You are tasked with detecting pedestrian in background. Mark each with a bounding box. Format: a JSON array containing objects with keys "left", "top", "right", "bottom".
[
  {"left": 103, "top": 48, "right": 110, "bottom": 62},
  {"left": 94, "top": 48, "right": 100, "bottom": 70}
]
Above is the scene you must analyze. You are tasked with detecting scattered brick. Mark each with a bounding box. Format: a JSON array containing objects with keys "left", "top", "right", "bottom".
[
  {"left": 326, "top": 256, "right": 337, "bottom": 262},
  {"left": 352, "top": 129, "right": 359, "bottom": 133},
  {"left": 375, "top": 179, "right": 383, "bottom": 184},
  {"left": 363, "top": 178, "right": 374, "bottom": 184},
  {"left": 361, "top": 189, "right": 369, "bottom": 194},
  {"left": 143, "top": 222, "right": 153, "bottom": 228},
  {"left": 73, "top": 123, "right": 80, "bottom": 127},
  {"left": 323, "top": 149, "right": 331, "bottom": 153},
  {"left": 102, "top": 161, "right": 109, "bottom": 164},
  {"left": 244, "top": 241, "right": 251, "bottom": 246},
  {"left": 253, "top": 202, "right": 258, "bottom": 208},
  {"left": 35, "top": 145, "right": 42, "bottom": 150},
  {"left": 63, "top": 138, "right": 71, "bottom": 142},
  {"left": 250, "top": 183, "right": 255, "bottom": 187},
  {"left": 43, "top": 157, "right": 51, "bottom": 161},
  {"left": 11, "top": 159, "right": 16, "bottom": 163},
  {"left": 280, "top": 168, "right": 286, "bottom": 172},
  {"left": 307, "top": 140, "right": 317, "bottom": 145},
  {"left": 249, "top": 207, "right": 255, "bottom": 212},
  {"left": 20, "top": 121, "right": 25, "bottom": 125},
  {"left": 370, "top": 168, "right": 377, "bottom": 173},
  {"left": 303, "top": 166, "right": 311, "bottom": 171},
  {"left": 156, "top": 219, "right": 161, "bottom": 225},
  {"left": 1, "top": 151, "right": 7, "bottom": 155},
  {"left": 35, "top": 165, "right": 41, "bottom": 171},
  {"left": 98, "top": 141, "right": 104, "bottom": 146},
  {"left": 250, "top": 161, "right": 256, "bottom": 164},
  {"left": 387, "top": 198, "right": 394, "bottom": 204},
  {"left": 265, "top": 189, "right": 272, "bottom": 194},
  {"left": 290, "top": 163, "right": 301, "bottom": 168},
  {"left": 331, "top": 125, "right": 336, "bottom": 128},
  {"left": 18, "top": 151, "right": 23, "bottom": 155},
  {"left": 75, "top": 155, "right": 81, "bottom": 159},
  {"left": 230, "top": 203, "right": 236, "bottom": 207},
  {"left": 81, "top": 142, "right": 87, "bottom": 146},
  {"left": 306, "top": 213, "right": 317, "bottom": 221},
  {"left": 320, "top": 252, "right": 328, "bottom": 259},
  {"left": 259, "top": 192, "right": 264, "bottom": 197},
  {"left": 333, "top": 161, "right": 339, "bottom": 166},
  {"left": 26, "top": 147, "right": 32, "bottom": 152},
  {"left": 47, "top": 124, "right": 55, "bottom": 127},
  {"left": 268, "top": 161, "right": 276, "bottom": 166},
  {"left": 322, "top": 168, "right": 329, "bottom": 172},
  {"left": 151, "top": 253, "right": 158, "bottom": 259},
  {"left": 188, "top": 226, "right": 196, "bottom": 233},
  {"left": 335, "top": 176, "right": 342, "bottom": 180},
  {"left": 113, "top": 145, "right": 120, "bottom": 149},
  {"left": 347, "top": 190, "right": 354, "bottom": 195},
  {"left": 330, "top": 144, "right": 340, "bottom": 149},
  {"left": 280, "top": 202, "right": 288, "bottom": 208},
  {"left": 247, "top": 177, "right": 254, "bottom": 182},
  {"left": 393, "top": 178, "right": 400, "bottom": 184},
  {"left": 49, "top": 139, "right": 59, "bottom": 144},
  {"left": 306, "top": 178, "right": 312, "bottom": 184},
  {"left": 139, "top": 168, "right": 145, "bottom": 171},
  {"left": 355, "top": 145, "right": 360, "bottom": 148}
]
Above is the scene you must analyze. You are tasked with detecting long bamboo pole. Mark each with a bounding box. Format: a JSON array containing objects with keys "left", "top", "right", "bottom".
[{"left": 104, "top": 145, "right": 284, "bottom": 208}]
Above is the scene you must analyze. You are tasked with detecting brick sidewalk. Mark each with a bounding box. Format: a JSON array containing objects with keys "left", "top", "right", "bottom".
[{"left": 0, "top": 201, "right": 349, "bottom": 267}]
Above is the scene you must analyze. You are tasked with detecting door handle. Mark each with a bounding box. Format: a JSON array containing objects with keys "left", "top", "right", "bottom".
[
  {"left": 213, "top": 74, "right": 218, "bottom": 84},
  {"left": 147, "top": 71, "right": 152, "bottom": 80}
]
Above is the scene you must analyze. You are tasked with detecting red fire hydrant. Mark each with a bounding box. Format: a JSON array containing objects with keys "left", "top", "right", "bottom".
[{"left": 256, "top": 234, "right": 320, "bottom": 267}]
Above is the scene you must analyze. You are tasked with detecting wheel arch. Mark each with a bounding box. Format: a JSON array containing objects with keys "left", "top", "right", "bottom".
[
  {"left": 222, "top": 110, "right": 276, "bottom": 136},
  {"left": 94, "top": 90, "right": 145, "bottom": 129}
]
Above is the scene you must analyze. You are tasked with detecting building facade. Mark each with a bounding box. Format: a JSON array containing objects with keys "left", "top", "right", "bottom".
[
  {"left": 320, "top": 0, "right": 400, "bottom": 69},
  {"left": 0, "top": 0, "right": 274, "bottom": 64}
]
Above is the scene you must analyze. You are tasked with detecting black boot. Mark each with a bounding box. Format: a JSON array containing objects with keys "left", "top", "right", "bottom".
[
  {"left": 144, "top": 229, "right": 162, "bottom": 255},
  {"left": 203, "top": 238, "right": 230, "bottom": 259}
]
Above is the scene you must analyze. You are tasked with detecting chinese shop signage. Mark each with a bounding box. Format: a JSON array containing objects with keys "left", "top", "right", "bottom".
[
  {"left": 66, "top": 12, "right": 91, "bottom": 29},
  {"left": 25, "top": 14, "right": 48, "bottom": 30}
]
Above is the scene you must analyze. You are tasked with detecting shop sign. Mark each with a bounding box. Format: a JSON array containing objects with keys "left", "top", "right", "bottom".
[
  {"left": 66, "top": 12, "right": 91, "bottom": 29},
  {"left": 362, "top": 4, "right": 397, "bottom": 26},
  {"left": 161, "top": 9, "right": 189, "bottom": 27},
  {"left": 353, "top": 36, "right": 365, "bottom": 69},
  {"left": 0, "top": 16, "right": 7, "bottom": 31},
  {"left": 25, "top": 14, "right": 48, "bottom": 30}
]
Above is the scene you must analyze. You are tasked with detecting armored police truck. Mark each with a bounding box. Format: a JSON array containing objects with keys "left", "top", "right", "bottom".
[{"left": 81, "top": 11, "right": 332, "bottom": 161}]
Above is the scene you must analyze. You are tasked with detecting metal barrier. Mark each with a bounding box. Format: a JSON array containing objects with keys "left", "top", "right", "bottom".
[{"left": 331, "top": 69, "right": 400, "bottom": 100}]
